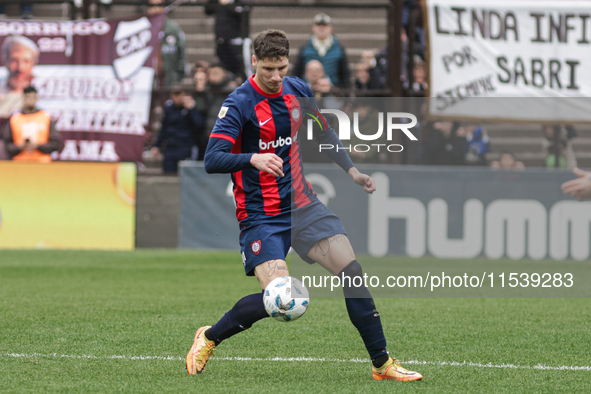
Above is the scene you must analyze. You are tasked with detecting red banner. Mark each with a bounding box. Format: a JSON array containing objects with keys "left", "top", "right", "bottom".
[{"left": 0, "top": 14, "right": 165, "bottom": 161}]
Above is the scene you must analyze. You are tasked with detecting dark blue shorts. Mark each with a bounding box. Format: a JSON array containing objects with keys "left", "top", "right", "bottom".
[{"left": 239, "top": 199, "right": 346, "bottom": 276}]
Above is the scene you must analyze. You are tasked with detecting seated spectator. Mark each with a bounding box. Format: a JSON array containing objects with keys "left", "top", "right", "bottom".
[
  {"left": 151, "top": 85, "right": 204, "bottom": 174},
  {"left": 402, "top": 56, "right": 428, "bottom": 95},
  {"left": 542, "top": 125, "right": 577, "bottom": 169},
  {"left": 293, "top": 13, "right": 350, "bottom": 89},
  {"left": 425, "top": 121, "right": 467, "bottom": 165},
  {"left": 490, "top": 152, "right": 525, "bottom": 170},
  {"left": 312, "top": 77, "right": 342, "bottom": 111},
  {"left": 193, "top": 63, "right": 237, "bottom": 159},
  {"left": 304, "top": 59, "right": 325, "bottom": 90},
  {"left": 464, "top": 125, "right": 489, "bottom": 166},
  {"left": 358, "top": 50, "right": 385, "bottom": 90},
  {"left": 192, "top": 60, "right": 210, "bottom": 112},
  {"left": 354, "top": 61, "right": 383, "bottom": 91},
  {"left": 3, "top": 86, "right": 62, "bottom": 162},
  {"left": 349, "top": 102, "right": 387, "bottom": 164}
]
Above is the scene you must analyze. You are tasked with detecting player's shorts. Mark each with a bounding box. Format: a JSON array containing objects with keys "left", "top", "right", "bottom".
[{"left": 239, "top": 199, "right": 346, "bottom": 276}]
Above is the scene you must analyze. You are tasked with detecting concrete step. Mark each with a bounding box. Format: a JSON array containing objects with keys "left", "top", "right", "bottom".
[
  {"left": 251, "top": 7, "right": 387, "bottom": 19},
  {"left": 1, "top": 3, "right": 69, "bottom": 19}
]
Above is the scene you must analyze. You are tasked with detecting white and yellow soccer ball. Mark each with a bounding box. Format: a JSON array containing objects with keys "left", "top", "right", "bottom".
[{"left": 263, "top": 276, "right": 309, "bottom": 322}]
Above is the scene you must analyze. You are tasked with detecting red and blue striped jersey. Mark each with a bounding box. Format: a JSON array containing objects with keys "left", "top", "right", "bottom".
[{"left": 204, "top": 75, "right": 353, "bottom": 226}]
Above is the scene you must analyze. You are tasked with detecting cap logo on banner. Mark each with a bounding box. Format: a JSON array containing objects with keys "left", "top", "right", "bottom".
[{"left": 112, "top": 17, "right": 153, "bottom": 80}]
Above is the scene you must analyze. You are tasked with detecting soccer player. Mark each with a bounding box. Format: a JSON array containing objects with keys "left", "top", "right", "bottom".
[{"left": 186, "top": 29, "right": 422, "bottom": 382}]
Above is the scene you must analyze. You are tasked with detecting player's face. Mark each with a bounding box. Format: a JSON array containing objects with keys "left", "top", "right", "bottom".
[
  {"left": 7, "top": 44, "right": 35, "bottom": 92},
  {"left": 252, "top": 56, "right": 289, "bottom": 94}
]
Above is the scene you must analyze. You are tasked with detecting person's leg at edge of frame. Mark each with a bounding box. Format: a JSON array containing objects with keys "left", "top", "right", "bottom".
[
  {"left": 307, "top": 234, "right": 423, "bottom": 382},
  {"left": 185, "top": 259, "right": 289, "bottom": 375}
]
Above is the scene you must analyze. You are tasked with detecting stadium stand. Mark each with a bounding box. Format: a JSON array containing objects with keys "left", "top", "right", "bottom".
[{"left": 4, "top": 0, "right": 591, "bottom": 168}]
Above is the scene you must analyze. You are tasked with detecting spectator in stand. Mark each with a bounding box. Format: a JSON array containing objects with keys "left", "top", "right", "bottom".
[
  {"left": 0, "top": 35, "right": 39, "bottom": 159},
  {"left": 402, "top": 56, "right": 428, "bottom": 95},
  {"left": 192, "top": 62, "right": 210, "bottom": 120},
  {"left": 193, "top": 63, "right": 237, "bottom": 159},
  {"left": 151, "top": 85, "right": 204, "bottom": 173},
  {"left": 0, "top": 2, "right": 33, "bottom": 19},
  {"left": 349, "top": 102, "right": 387, "bottom": 164},
  {"left": 304, "top": 60, "right": 325, "bottom": 90},
  {"left": 354, "top": 62, "right": 383, "bottom": 91},
  {"left": 464, "top": 125, "right": 489, "bottom": 166},
  {"left": 205, "top": 0, "right": 253, "bottom": 81},
  {"left": 293, "top": 13, "right": 350, "bottom": 89},
  {"left": 358, "top": 50, "right": 385, "bottom": 90},
  {"left": 403, "top": 0, "right": 426, "bottom": 60},
  {"left": 3, "top": 86, "right": 61, "bottom": 162},
  {"left": 147, "top": 0, "right": 187, "bottom": 88},
  {"left": 425, "top": 121, "right": 467, "bottom": 165},
  {"left": 312, "top": 77, "right": 342, "bottom": 110},
  {"left": 370, "top": 29, "right": 409, "bottom": 91},
  {"left": 542, "top": 125, "right": 577, "bottom": 170},
  {"left": 490, "top": 152, "right": 524, "bottom": 170}
]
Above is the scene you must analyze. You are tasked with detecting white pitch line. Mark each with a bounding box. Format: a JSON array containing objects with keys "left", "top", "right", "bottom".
[{"left": 1, "top": 353, "right": 590, "bottom": 372}]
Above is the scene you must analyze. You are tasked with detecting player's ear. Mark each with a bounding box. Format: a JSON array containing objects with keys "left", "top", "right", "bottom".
[{"left": 251, "top": 55, "right": 257, "bottom": 69}]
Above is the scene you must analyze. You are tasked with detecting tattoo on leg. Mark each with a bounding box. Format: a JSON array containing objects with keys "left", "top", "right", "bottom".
[
  {"left": 267, "top": 260, "right": 288, "bottom": 277},
  {"left": 329, "top": 234, "right": 346, "bottom": 244},
  {"left": 313, "top": 235, "right": 346, "bottom": 260},
  {"left": 314, "top": 239, "right": 330, "bottom": 259}
]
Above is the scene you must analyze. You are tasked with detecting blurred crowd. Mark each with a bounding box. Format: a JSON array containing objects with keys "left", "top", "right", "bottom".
[
  {"left": 146, "top": 0, "right": 434, "bottom": 173},
  {"left": 0, "top": 0, "right": 582, "bottom": 173}
]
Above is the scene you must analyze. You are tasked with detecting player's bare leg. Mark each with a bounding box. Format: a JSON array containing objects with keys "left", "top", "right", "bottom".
[
  {"left": 187, "top": 259, "right": 286, "bottom": 375},
  {"left": 254, "top": 259, "right": 290, "bottom": 290},
  {"left": 307, "top": 234, "right": 422, "bottom": 381}
]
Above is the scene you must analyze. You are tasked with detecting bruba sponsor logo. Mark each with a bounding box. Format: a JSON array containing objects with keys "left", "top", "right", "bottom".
[{"left": 259, "top": 135, "right": 295, "bottom": 150}]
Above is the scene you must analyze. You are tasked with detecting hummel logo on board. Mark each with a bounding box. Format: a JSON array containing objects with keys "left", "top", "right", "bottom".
[{"left": 259, "top": 118, "right": 272, "bottom": 127}]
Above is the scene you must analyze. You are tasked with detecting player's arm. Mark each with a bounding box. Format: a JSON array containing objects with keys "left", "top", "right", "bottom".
[
  {"left": 204, "top": 100, "right": 284, "bottom": 176},
  {"left": 203, "top": 100, "right": 252, "bottom": 173},
  {"left": 205, "top": 138, "right": 284, "bottom": 177},
  {"left": 301, "top": 84, "right": 375, "bottom": 193}
]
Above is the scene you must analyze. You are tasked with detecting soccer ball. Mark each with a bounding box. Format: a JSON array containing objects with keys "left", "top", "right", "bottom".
[{"left": 263, "top": 276, "right": 309, "bottom": 322}]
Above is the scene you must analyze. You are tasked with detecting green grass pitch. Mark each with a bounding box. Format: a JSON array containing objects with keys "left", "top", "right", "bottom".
[{"left": 0, "top": 250, "right": 590, "bottom": 393}]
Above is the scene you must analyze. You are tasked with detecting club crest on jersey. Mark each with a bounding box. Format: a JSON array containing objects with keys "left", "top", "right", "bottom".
[
  {"left": 291, "top": 108, "right": 300, "bottom": 121},
  {"left": 218, "top": 106, "right": 229, "bottom": 119},
  {"left": 251, "top": 240, "right": 262, "bottom": 255}
]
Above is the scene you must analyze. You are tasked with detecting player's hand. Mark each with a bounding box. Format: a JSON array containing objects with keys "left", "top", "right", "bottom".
[
  {"left": 348, "top": 167, "right": 376, "bottom": 194},
  {"left": 561, "top": 167, "right": 591, "bottom": 201},
  {"left": 251, "top": 153, "right": 284, "bottom": 177}
]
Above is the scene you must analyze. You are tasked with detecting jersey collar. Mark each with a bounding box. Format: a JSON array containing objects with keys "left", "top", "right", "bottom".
[{"left": 249, "top": 75, "right": 283, "bottom": 98}]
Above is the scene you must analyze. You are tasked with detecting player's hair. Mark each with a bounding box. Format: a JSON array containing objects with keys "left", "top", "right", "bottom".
[
  {"left": 1, "top": 35, "right": 40, "bottom": 64},
  {"left": 253, "top": 30, "right": 289, "bottom": 60},
  {"left": 23, "top": 85, "right": 37, "bottom": 94}
]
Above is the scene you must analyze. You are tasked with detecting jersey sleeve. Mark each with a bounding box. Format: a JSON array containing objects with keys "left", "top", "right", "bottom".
[
  {"left": 299, "top": 81, "right": 355, "bottom": 173},
  {"left": 209, "top": 95, "right": 243, "bottom": 144},
  {"left": 204, "top": 95, "right": 254, "bottom": 174}
]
